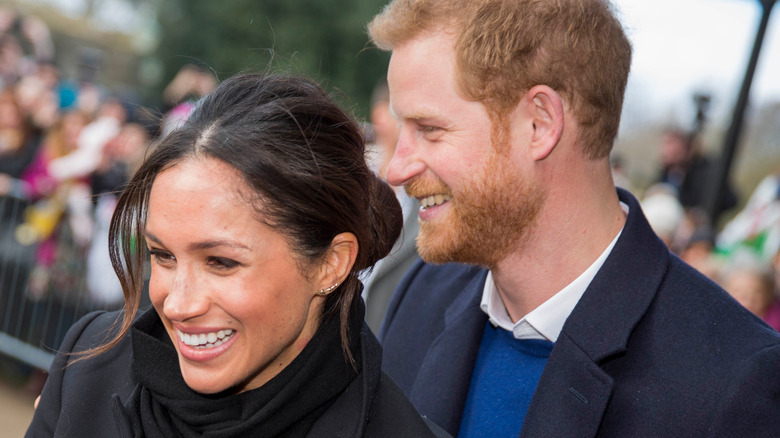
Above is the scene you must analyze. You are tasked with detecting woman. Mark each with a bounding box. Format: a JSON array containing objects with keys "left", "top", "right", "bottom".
[
  {"left": 12, "top": 109, "right": 90, "bottom": 298},
  {"left": 26, "top": 73, "right": 449, "bottom": 437},
  {"left": 0, "top": 88, "right": 37, "bottom": 189}
]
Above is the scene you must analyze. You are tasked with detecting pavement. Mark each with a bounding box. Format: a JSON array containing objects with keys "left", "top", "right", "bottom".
[{"left": 0, "top": 377, "right": 36, "bottom": 437}]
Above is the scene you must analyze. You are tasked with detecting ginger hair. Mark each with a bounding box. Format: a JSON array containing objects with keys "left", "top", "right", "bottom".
[{"left": 369, "top": 0, "right": 632, "bottom": 158}]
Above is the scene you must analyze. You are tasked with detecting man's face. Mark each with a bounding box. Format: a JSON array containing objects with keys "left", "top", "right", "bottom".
[
  {"left": 386, "top": 31, "right": 544, "bottom": 267},
  {"left": 659, "top": 133, "right": 688, "bottom": 167}
]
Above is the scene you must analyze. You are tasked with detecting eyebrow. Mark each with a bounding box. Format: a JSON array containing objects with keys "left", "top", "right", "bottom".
[
  {"left": 390, "top": 100, "right": 442, "bottom": 123},
  {"left": 143, "top": 231, "right": 250, "bottom": 251}
]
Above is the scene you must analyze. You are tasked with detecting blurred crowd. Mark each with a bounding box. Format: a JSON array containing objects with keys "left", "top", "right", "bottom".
[
  {"left": 0, "top": 6, "right": 215, "bottom": 351},
  {"left": 636, "top": 128, "right": 780, "bottom": 331}
]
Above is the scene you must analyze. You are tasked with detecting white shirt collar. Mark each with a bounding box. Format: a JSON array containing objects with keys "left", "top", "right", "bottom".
[{"left": 480, "top": 202, "right": 628, "bottom": 342}]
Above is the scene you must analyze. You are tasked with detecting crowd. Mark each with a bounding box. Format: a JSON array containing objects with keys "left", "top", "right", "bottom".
[
  {"left": 637, "top": 128, "right": 780, "bottom": 331},
  {"left": 0, "top": 7, "right": 215, "bottom": 356}
]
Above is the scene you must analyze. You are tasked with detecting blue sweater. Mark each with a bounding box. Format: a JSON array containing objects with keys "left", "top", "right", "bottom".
[{"left": 458, "top": 322, "right": 554, "bottom": 437}]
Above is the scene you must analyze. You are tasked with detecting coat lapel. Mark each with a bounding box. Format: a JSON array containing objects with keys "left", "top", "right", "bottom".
[
  {"left": 522, "top": 189, "right": 670, "bottom": 437},
  {"left": 409, "top": 270, "right": 489, "bottom": 434},
  {"left": 520, "top": 336, "right": 614, "bottom": 438}
]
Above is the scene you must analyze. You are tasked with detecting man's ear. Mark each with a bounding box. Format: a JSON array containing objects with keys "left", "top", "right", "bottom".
[
  {"left": 523, "top": 85, "right": 564, "bottom": 161},
  {"left": 315, "top": 232, "right": 358, "bottom": 296}
]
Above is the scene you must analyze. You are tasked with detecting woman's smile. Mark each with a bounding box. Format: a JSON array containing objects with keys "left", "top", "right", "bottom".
[{"left": 175, "top": 327, "right": 239, "bottom": 362}]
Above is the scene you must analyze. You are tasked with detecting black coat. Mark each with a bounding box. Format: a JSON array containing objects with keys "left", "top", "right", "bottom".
[
  {"left": 379, "top": 188, "right": 780, "bottom": 437},
  {"left": 26, "top": 309, "right": 450, "bottom": 437}
]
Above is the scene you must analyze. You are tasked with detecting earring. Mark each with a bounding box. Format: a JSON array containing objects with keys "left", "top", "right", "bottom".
[{"left": 316, "top": 283, "right": 339, "bottom": 296}]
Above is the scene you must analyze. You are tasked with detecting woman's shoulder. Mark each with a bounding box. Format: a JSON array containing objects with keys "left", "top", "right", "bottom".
[
  {"left": 28, "top": 309, "right": 140, "bottom": 436},
  {"left": 57, "top": 310, "right": 127, "bottom": 355},
  {"left": 55, "top": 309, "right": 137, "bottom": 385},
  {"left": 366, "top": 372, "right": 452, "bottom": 437}
]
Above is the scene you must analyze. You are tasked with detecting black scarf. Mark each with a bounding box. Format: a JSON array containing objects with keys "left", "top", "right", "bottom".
[{"left": 126, "top": 306, "right": 362, "bottom": 438}]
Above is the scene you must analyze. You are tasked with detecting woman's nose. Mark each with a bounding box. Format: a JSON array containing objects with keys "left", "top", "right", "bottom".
[{"left": 162, "top": 267, "right": 209, "bottom": 321}]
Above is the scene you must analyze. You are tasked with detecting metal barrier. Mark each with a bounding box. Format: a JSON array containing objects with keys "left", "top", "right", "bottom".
[{"left": 0, "top": 195, "right": 122, "bottom": 371}]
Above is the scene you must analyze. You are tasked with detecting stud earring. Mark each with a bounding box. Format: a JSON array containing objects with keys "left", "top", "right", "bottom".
[{"left": 316, "top": 283, "right": 339, "bottom": 296}]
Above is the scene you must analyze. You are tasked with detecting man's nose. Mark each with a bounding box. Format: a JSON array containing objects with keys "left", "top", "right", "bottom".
[{"left": 385, "top": 129, "right": 426, "bottom": 187}]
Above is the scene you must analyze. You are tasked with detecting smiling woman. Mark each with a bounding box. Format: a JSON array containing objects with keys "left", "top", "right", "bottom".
[{"left": 25, "top": 73, "right": 451, "bottom": 438}]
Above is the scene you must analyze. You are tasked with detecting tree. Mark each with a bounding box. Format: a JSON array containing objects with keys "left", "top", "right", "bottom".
[{"left": 153, "top": 0, "right": 390, "bottom": 119}]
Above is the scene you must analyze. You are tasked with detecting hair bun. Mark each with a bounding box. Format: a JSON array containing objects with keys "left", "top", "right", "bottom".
[{"left": 365, "top": 174, "right": 403, "bottom": 268}]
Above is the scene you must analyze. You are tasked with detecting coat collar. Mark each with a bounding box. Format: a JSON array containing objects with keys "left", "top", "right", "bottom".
[
  {"left": 562, "top": 187, "right": 669, "bottom": 362},
  {"left": 521, "top": 188, "right": 670, "bottom": 437}
]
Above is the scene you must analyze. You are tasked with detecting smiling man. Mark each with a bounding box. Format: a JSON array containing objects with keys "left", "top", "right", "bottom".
[{"left": 368, "top": 0, "right": 780, "bottom": 437}]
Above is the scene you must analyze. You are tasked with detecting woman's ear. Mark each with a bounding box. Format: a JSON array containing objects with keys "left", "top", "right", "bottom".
[
  {"left": 523, "top": 85, "right": 564, "bottom": 161},
  {"left": 315, "top": 232, "right": 358, "bottom": 295}
]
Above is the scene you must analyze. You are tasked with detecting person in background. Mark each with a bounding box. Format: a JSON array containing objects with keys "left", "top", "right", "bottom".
[
  {"left": 26, "top": 73, "right": 449, "bottom": 438},
  {"left": 679, "top": 226, "right": 720, "bottom": 280},
  {"left": 86, "top": 122, "right": 151, "bottom": 307},
  {"left": 767, "top": 248, "right": 780, "bottom": 331},
  {"left": 47, "top": 97, "right": 126, "bottom": 184},
  {"left": 0, "top": 89, "right": 38, "bottom": 183},
  {"left": 639, "top": 183, "right": 684, "bottom": 250},
  {"left": 0, "top": 7, "right": 54, "bottom": 88},
  {"left": 656, "top": 127, "right": 737, "bottom": 219},
  {"left": 367, "top": 0, "right": 780, "bottom": 436},
  {"left": 719, "top": 251, "right": 778, "bottom": 330},
  {"left": 362, "top": 78, "right": 420, "bottom": 331},
  {"left": 9, "top": 109, "right": 89, "bottom": 298},
  {"left": 159, "top": 64, "right": 216, "bottom": 136}
]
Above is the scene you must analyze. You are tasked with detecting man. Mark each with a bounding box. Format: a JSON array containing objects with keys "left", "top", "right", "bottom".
[
  {"left": 368, "top": 1, "right": 780, "bottom": 437},
  {"left": 362, "top": 79, "right": 421, "bottom": 331}
]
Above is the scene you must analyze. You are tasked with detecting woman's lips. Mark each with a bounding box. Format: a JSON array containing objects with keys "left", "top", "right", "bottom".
[{"left": 175, "top": 328, "right": 237, "bottom": 362}]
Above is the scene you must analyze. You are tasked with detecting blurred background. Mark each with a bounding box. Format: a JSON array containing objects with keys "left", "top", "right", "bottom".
[{"left": 1, "top": 0, "right": 779, "bottom": 435}]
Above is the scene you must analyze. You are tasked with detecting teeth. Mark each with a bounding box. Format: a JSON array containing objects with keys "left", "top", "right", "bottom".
[
  {"left": 419, "top": 194, "right": 452, "bottom": 209},
  {"left": 177, "top": 329, "right": 234, "bottom": 349}
]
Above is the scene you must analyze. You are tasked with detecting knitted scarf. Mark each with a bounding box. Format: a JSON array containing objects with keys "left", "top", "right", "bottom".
[{"left": 126, "top": 306, "right": 361, "bottom": 438}]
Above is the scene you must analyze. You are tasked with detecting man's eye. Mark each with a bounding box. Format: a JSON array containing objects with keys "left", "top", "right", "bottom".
[{"left": 420, "top": 125, "right": 440, "bottom": 133}]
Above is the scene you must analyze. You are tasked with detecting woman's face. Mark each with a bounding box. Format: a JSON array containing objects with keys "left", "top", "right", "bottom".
[
  {"left": 0, "top": 96, "right": 21, "bottom": 129},
  {"left": 145, "top": 157, "right": 324, "bottom": 394},
  {"left": 61, "top": 112, "right": 86, "bottom": 151}
]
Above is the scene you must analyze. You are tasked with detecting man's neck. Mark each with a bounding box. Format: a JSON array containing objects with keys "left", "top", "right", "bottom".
[{"left": 491, "top": 180, "right": 626, "bottom": 322}]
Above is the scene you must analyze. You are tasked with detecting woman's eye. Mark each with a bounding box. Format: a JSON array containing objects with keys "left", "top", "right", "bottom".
[
  {"left": 149, "top": 249, "right": 175, "bottom": 265},
  {"left": 207, "top": 257, "right": 240, "bottom": 270}
]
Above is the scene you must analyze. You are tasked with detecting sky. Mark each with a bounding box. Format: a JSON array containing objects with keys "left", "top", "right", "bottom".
[{"left": 615, "top": 0, "right": 780, "bottom": 129}]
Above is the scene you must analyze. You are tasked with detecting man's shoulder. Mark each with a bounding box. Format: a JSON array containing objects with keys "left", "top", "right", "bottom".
[
  {"left": 661, "top": 255, "right": 780, "bottom": 346},
  {"left": 385, "top": 260, "right": 486, "bottom": 319},
  {"left": 400, "top": 260, "right": 486, "bottom": 295},
  {"left": 601, "top": 255, "right": 780, "bottom": 436}
]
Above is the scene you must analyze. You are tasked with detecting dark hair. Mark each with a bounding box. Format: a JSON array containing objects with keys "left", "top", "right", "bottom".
[{"left": 93, "top": 73, "right": 402, "bottom": 362}]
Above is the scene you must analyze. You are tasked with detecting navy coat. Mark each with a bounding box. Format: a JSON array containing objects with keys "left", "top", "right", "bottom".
[{"left": 379, "top": 188, "right": 780, "bottom": 437}]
